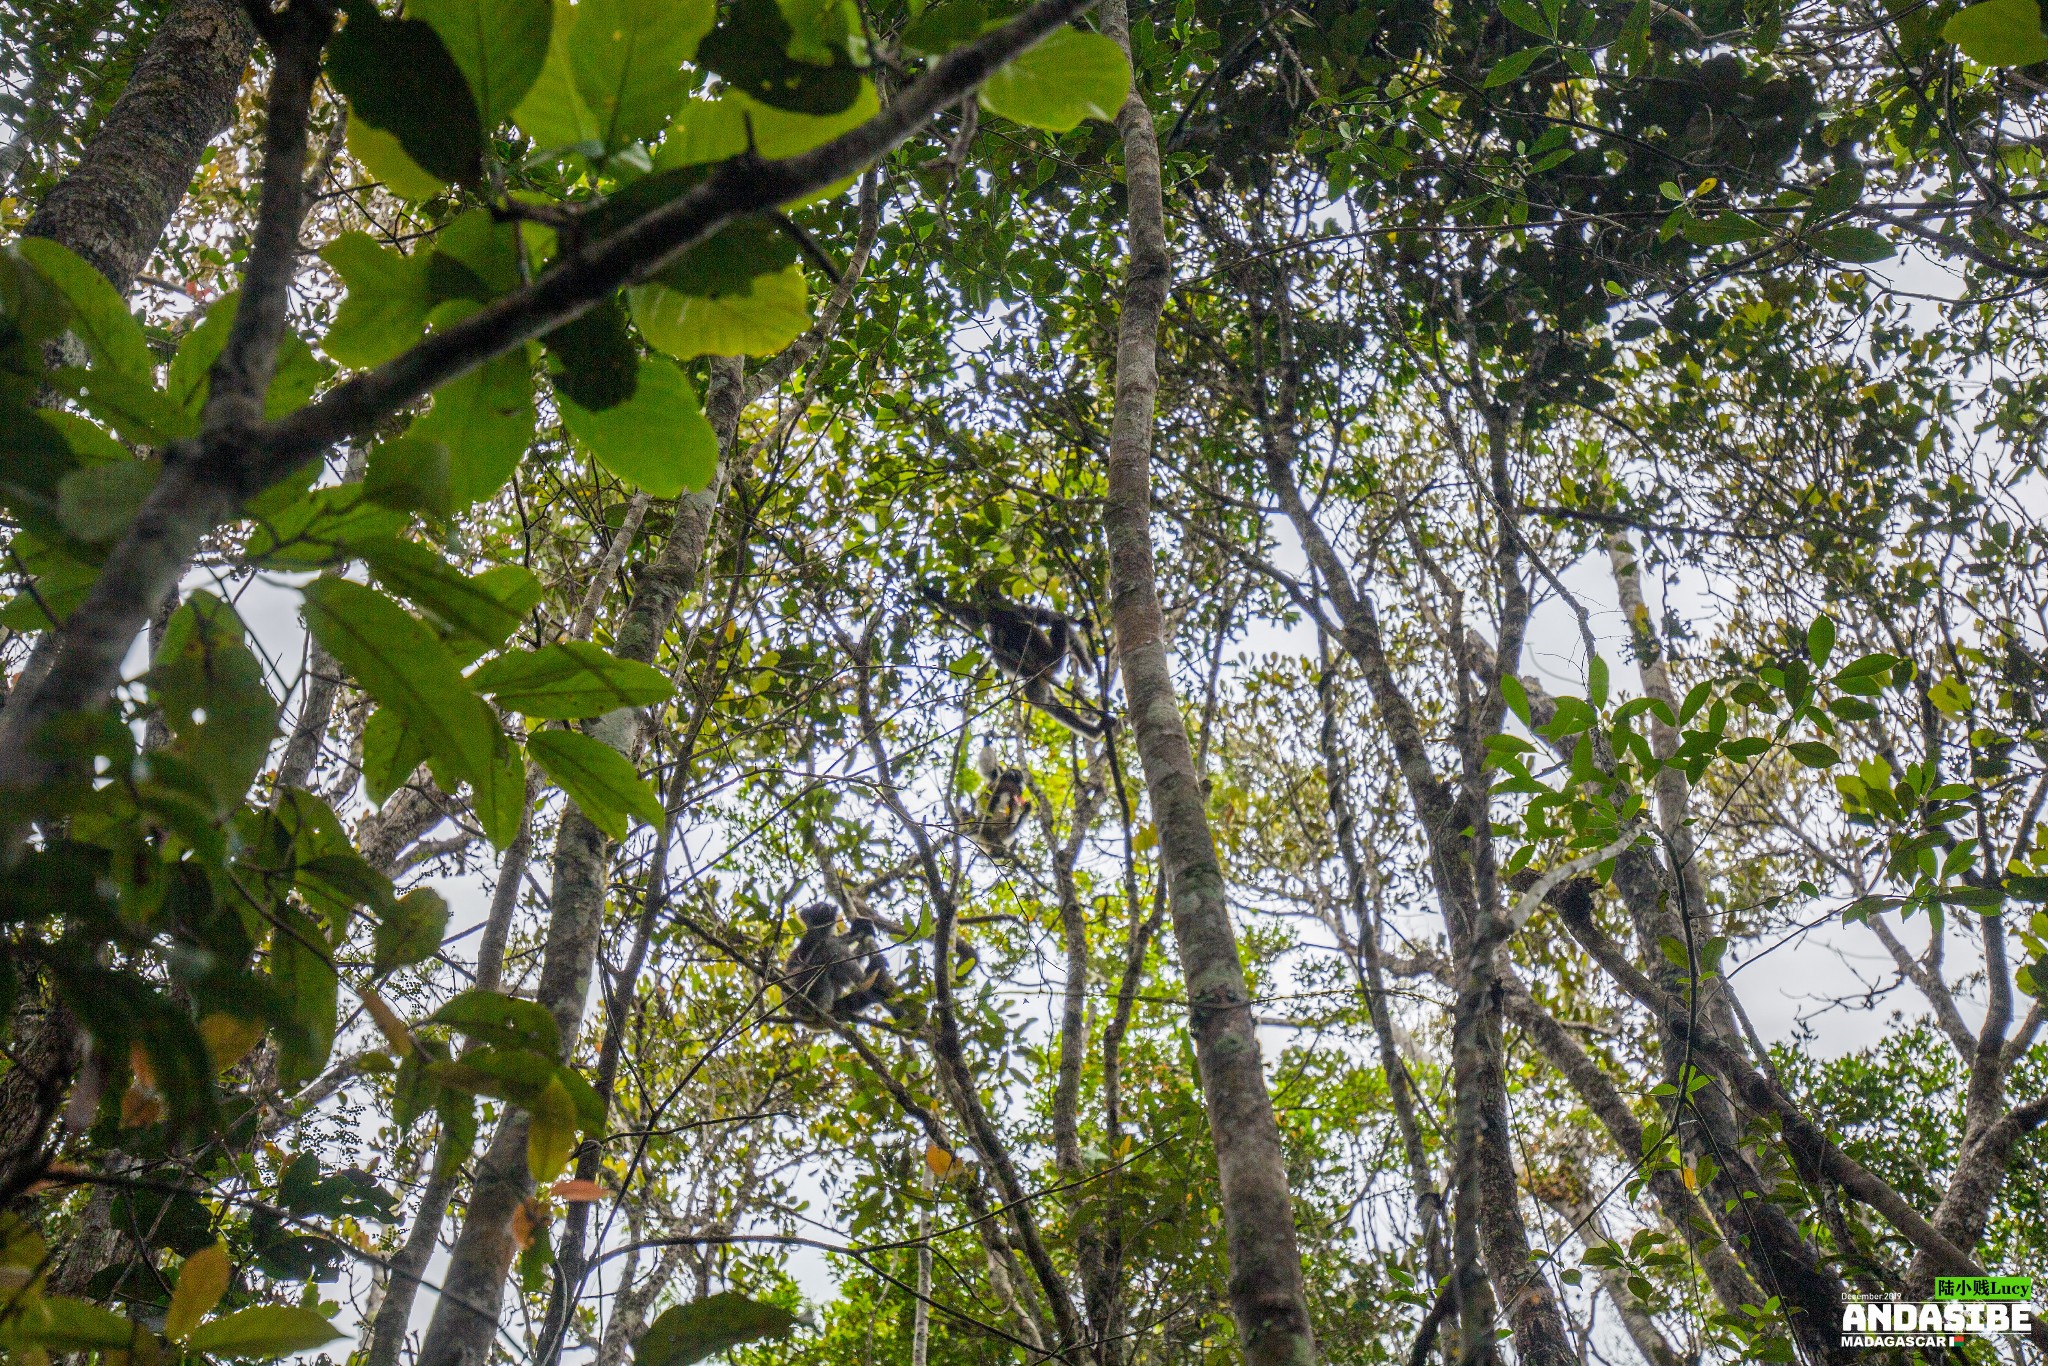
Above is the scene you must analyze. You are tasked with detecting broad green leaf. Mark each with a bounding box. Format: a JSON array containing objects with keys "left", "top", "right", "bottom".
[
  {"left": 245, "top": 483, "right": 410, "bottom": 568},
  {"left": 187, "top": 1304, "right": 347, "bottom": 1358},
  {"left": 329, "top": 0, "right": 484, "bottom": 185},
  {"left": 410, "top": 348, "right": 537, "bottom": 507},
  {"left": 359, "top": 537, "right": 537, "bottom": 653},
  {"left": 570, "top": 0, "right": 716, "bottom": 149},
  {"left": 362, "top": 706, "right": 429, "bottom": 804},
  {"left": 149, "top": 592, "right": 280, "bottom": 812},
  {"left": 1500, "top": 674, "right": 1532, "bottom": 727},
  {"left": 16, "top": 237, "right": 152, "bottom": 383},
  {"left": 0, "top": 534, "right": 100, "bottom": 628},
  {"left": 1807, "top": 613, "right": 1836, "bottom": 668},
  {"left": 1499, "top": 0, "right": 1552, "bottom": 35},
  {"left": 1482, "top": 44, "right": 1548, "bottom": 86},
  {"left": 1943, "top": 0, "right": 2048, "bottom": 63},
  {"left": 51, "top": 364, "right": 197, "bottom": 445},
  {"left": 347, "top": 113, "right": 448, "bottom": 200},
  {"left": 697, "top": 0, "right": 861, "bottom": 115},
  {"left": 469, "top": 640, "right": 676, "bottom": 718},
  {"left": 631, "top": 266, "right": 809, "bottom": 361},
  {"left": 433, "top": 989, "right": 562, "bottom": 1053},
  {"left": 978, "top": 27, "right": 1130, "bottom": 132},
  {"left": 57, "top": 458, "right": 157, "bottom": 544},
  {"left": 165, "top": 1243, "right": 232, "bottom": 1343},
  {"left": 1810, "top": 225, "right": 1892, "bottom": 263},
  {"left": 659, "top": 80, "right": 878, "bottom": 164},
  {"left": 429, "top": 1044, "right": 561, "bottom": 1101},
  {"left": 411, "top": 0, "right": 554, "bottom": 125},
  {"left": 1683, "top": 212, "right": 1768, "bottom": 245},
  {"left": 167, "top": 293, "right": 331, "bottom": 417},
  {"left": 0, "top": 1295, "right": 142, "bottom": 1351},
  {"left": 1787, "top": 741, "right": 1841, "bottom": 768},
  {"left": 544, "top": 296, "right": 639, "bottom": 410},
  {"left": 320, "top": 233, "right": 436, "bottom": 369},
  {"left": 1588, "top": 655, "right": 1609, "bottom": 709},
  {"left": 559, "top": 357, "right": 721, "bottom": 496},
  {"left": 528, "top": 727, "right": 664, "bottom": 839},
  {"left": 471, "top": 726, "right": 530, "bottom": 849},
  {"left": 651, "top": 218, "right": 799, "bottom": 298},
  {"left": 528, "top": 1075, "right": 578, "bottom": 1181},
  {"left": 270, "top": 905, "right": 340, "bottom": 1089},
  {"left": 373, "top": 888, "right": 452, "bottom": 976},
  {"left": 635, "top": 1293, "right": 799, "bottom": 1366},
  {"left": 303, "top": 577, "right": 499, "bottom": 787},
  {"left": 433, "top": 210, "right": 525, "bottom": 298},
  {"left": 363, "top": 435, "right": 454, "bottom": 516},
  {"left": 902, "top": 0, "right": 984, "bottom": 53},
  {"left": 514, "top": 0, "right": 603, "bottom": 150}
]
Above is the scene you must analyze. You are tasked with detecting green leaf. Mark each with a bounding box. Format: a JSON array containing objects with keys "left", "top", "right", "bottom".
[
  {"left": 410, "top": 0, "right": 554, "bottom": 126},
  {"left": 149, "top": 592, "right": 280, "bottom": 812},
  {"left": 1810, "top": 225, "right": 1893, "bottom": 263},
  {"left": 1944, "top": 0, "right": 2048, "bottom": 62},
  {"left": 429, "top": 1044, "right": 561, "bottom": 1101},
  {"left": 409, "top": 347, "right": 537, "bottom": 508},
  {"left": 1483, "top": 44, "right": 1549, "bottom": 86},
  {"left": 469, "top": 640, "right": 676, "bottom": 718},
  {"left": 471, "top": 726, "right": 530, "bottom": 849},
  {"left": 529, "top": 728, "right": 664, "bottom": 839},
  {"left": 1807, "top": 614, "right": 1836, "bottom": 668},
  {"left": 515, "top": 0, "right": 603, "bottom": 150},
  {"left": 347, "top": 113, "right": 449, "bottom": 200},
  {"left": 0, "top": 1295, "right": 144, "bottom": 1351},
  {"left": 329, "top": 0, "right": 484, "bottom": 186},
  {"left": 630, "top": 266, "right": 810, "bottom": 361},
  {"left": 651, "top": 218, "right": 800, "bottom": 298},
  {"left": 360, "top": 537, "right": 537, "bottom": 655},
  {"left": 319, "top": 233, "right": 436, "bottom": 369},
  {"left": 1682, "top": 212, "right": 1768, "bottom": 246},
  {"left": 570, "top": 0, "right": 716, "bottom": 148},
  {"left": 167, "top": 293, "right": 330, "bottom": 418},
  {"left": 50, "top": 364, "right": 197, "bottom": 445},
  {"left": 362, "top": 707, "right": 429, "bottom": 805},
  {"left": 374, "top": 887, "right": 452, "bottom": 975},
  {"left": 245, "top": 483, "right": 410, "bottom": 568},
  {"left": 1928, "top": 675, "right": 1972, "bottom": 716},
  {"left": 15, "top": 237, "right": 153, "bottom": 384},
  {"left": 364, "top": 435, "right": 454, "bottom": 516},
  {"left": 432, "top": 989, "right": 562, "bottom": 1054},
  {"left": 657, "top": 81, "right": 878, "bottom": 167},
  {"left": 697, "top": 0, "right": 861, "bottom": 115},
  {"left": 187, "top": 1304, "right": 347, "bottom": 1358},
  {"left": 271, "top": 905, "right": 340, "bottom": 1090},
  {"left": 1498, "top": 0, "right": 1552, "bottom": 36},
  {"left": 1588, "top": 655, "right": 1609, "bottom": 709},
  {"left": 528, "top": 1075, "right": 579, "bottom": 1181},
  {"left": 165, "top": 1242, "right": 232, "bottom": 1343},
  {"left": 1787, "top": 741, "right": 1841, "bottom": 768},
  {"left": 1500, "top": 674, "right": 1533, "bottom": 727},
  {"left": 635, "top": 1292, "right": 799, "bottom": 1366},
  {"left": 544, "top": 296, "right": 639, "bottom": 410},
  {"left": 978, "top": 27, "right": 1129, "bottom": 131},
  {"left": 57, "top": 457, "right": 157, "bottom": 544},
  {"left": 902, "top": 0, "right": 985, "bottom": 53},
  {"left": 559, "top": 357, "right": 721, "bottom": 497},
  {"left": 303, "top": 577, "right": 499, "bottom": 788}
]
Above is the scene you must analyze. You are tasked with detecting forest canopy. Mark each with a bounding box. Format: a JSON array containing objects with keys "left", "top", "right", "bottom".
[{"left": 0, "top": 0, "right": 2045, "bottom": 1361}]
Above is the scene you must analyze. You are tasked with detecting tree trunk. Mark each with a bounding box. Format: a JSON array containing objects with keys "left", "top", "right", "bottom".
[
  {"left": 22, "top": 0, "right": 253, "bottom": 295},
  {"left": 1095, "top": 5, "right": 1318, "bottom": 1361}
]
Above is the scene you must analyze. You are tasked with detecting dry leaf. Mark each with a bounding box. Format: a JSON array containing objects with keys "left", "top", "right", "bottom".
[
  {"left": 548, "top": 1179, "right": 608, "bottom": 1203},
  {"left": 511, "top": 1197, "right": 550, "bottom": 1251},
  {"left": 925, "top": 1144, "right": 961, "bottom": 1180},
  {"left": 120, "top": 1080, "right": 164, "bottom": 1129},
  {"left": 359, "top": 988, "right": 415, "bottom": 1057}
]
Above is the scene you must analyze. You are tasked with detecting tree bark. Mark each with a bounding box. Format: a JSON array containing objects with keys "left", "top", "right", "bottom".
[
  {"left": 1095, "top": 5, "right": 1318, "bottom": 1362},
  {"left": 22, "top": 0, "right": 253, "bottom": 295}
]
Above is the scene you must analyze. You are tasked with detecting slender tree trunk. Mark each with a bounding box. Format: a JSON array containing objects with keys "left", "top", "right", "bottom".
[
  {"left": 412, "top": 358, "right": 743, "bottom": 1366},
  {"left": 22, "top": 0, "right": 253, "bottom": 294},
  {"left": 1095, "top": 5, "right": 1317, "bottom": 1361}
]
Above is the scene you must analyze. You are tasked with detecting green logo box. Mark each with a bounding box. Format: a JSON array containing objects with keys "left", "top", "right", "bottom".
[{"left": 1932, "top": 1276, "right": 2034, "bottom": 1301}]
